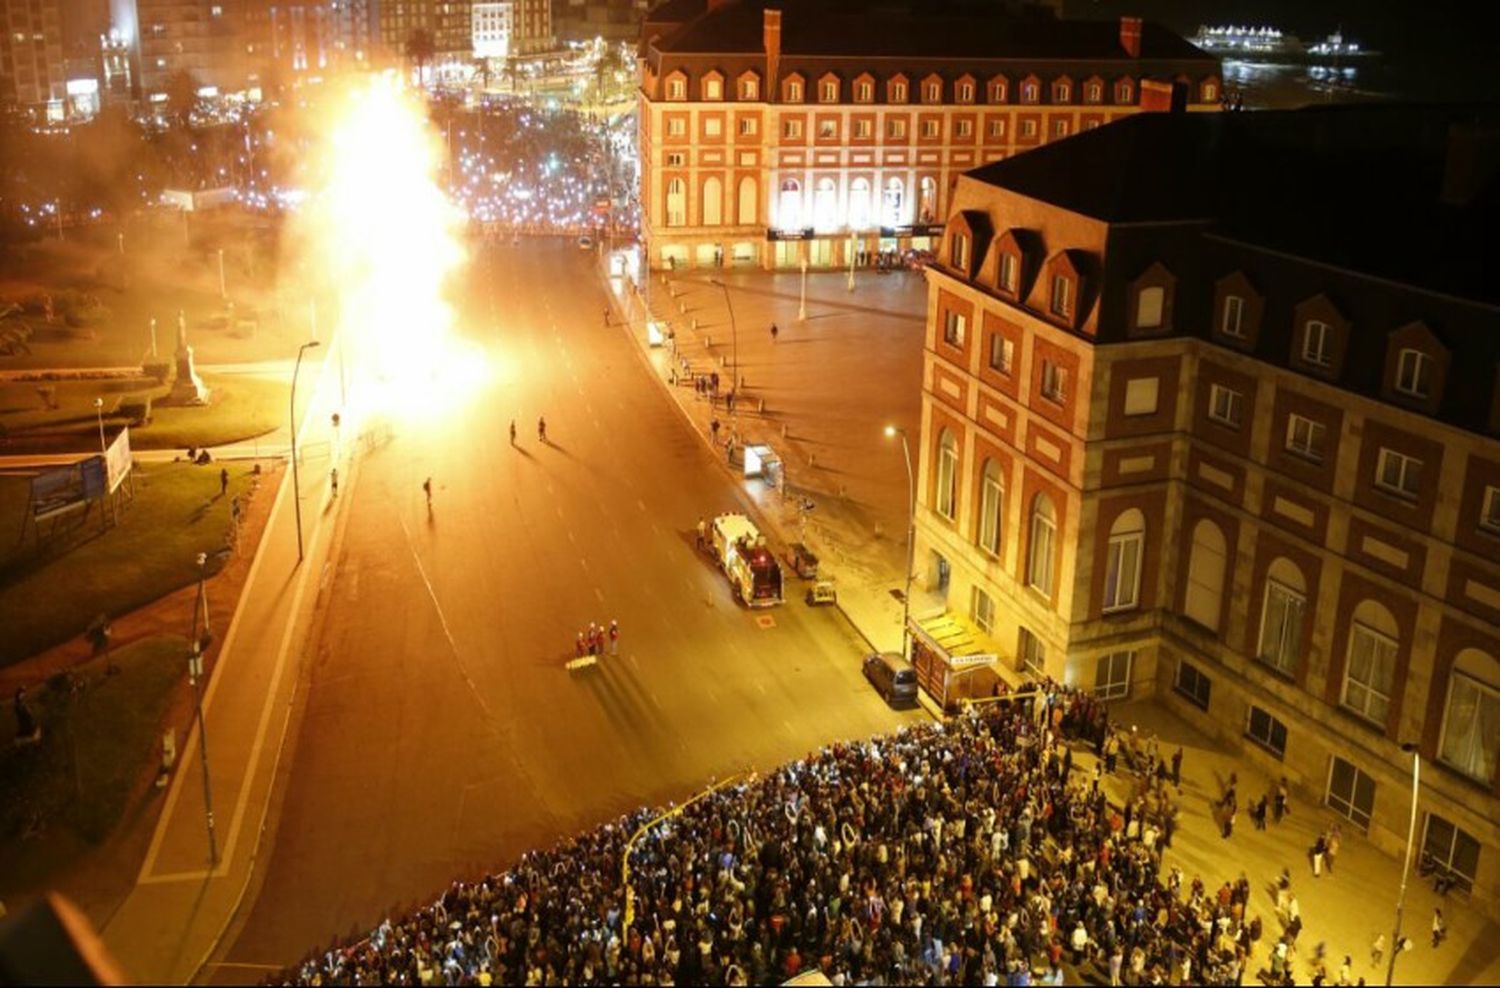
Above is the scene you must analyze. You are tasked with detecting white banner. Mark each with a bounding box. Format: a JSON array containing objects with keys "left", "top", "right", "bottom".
[
  {"left": 949, "top": 653, "right": 997, "bottom": 670},
  {"left": 105, "top": 426, "right": 132, "bottom": 492}
]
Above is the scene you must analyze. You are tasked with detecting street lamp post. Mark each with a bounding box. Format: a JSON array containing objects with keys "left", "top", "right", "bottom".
[
  {"left": 847, "top": 232, "right": 857, "bottom": 292},
  {"left": 290, "top": 340, "right": 321, "bottom": 563},
  {"left": 1385, "top": 742, "right": 1422, "bottom": 987},
  {"left": 798, "top": 256, "right": 808, "bottom": 321},
  {"left": 191, "top": 551, "right": 211, "bottom": 648},
  {"left": 217, "top": 247, "right": 227, "bottom": 301},
  {"left": 149, "top": 317, "right": 158, "bottom": 359},
  {"left": 885, "top": 426, "right": 916, "bottom": 659},
  {"left": 187, "top": 640, "right": 219, "bottom": 865},
  {"left": 709, "top": 277, "right": 739, "bottom": 406},
  {"left": 93, "top": 397, "right": 107, "bottom": 458}
]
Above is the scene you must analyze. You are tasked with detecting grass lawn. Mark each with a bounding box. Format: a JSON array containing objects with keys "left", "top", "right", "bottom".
[
  {"left": 0, "top": 635, "right": 186, "bottom": 867},
  {"left": 0, "top": 460, "right": 259, "bottom": 666},
  {"left": 0, "top": 370, "right": 288, "bottom": 452}
]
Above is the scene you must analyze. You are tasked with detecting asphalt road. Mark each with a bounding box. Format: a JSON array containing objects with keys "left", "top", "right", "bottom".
[{"left": 210, "top": 239, "right": 921, "bottom": 979}]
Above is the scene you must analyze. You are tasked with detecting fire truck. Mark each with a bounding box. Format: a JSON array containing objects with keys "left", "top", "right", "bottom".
[{"left": 710, "top": 513, "right": 783, "bottom": 607}]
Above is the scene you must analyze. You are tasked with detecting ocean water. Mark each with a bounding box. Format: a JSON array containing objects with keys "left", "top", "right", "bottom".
[{"left": 1221, "top": 54, "right": 1500, "bottom": 110}]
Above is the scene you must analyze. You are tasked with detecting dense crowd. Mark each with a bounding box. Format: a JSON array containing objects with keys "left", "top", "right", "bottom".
[{"left": 282, "top": 687, "right": 1273, "bottom": 986}]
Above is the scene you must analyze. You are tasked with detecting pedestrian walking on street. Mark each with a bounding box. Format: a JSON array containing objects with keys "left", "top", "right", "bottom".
[
  {"left": 220, "top": 467, "right": 229, "bottom": 496},
  {"left": 423, "top": 476, "right": 432, "bottom": 506},
  {"left": 609, "top": 619, "right": 619, "bottom": 656},
  {"left": 510, "top": 420, "right": 517, "bottom": 444},
  {"left": 1311, "top": 833, "right": 1327, "bottom": 877},
  {"left": 576, "top": 632, "right": 586, "bottom": 658},
  {"left": 1221, "top": 808, "right": 1235, "bottom": 839},
  {"left": 1432, "top": 907, "right": 1447, "bottom": 947},
  {"left": 770, "top": 322, "right": 779, "bottom": 342},
  {"left": 538, "top": 415, "right": 547, "bottom": 442},
  {"left": 1251, "top": 794, "right": 1268, "bottom": 830},
  {"left": 1370, "top": 934, "right": 1385, "bottom": 968},
  {"left": 711, "top": 418, "right": 721, "bottom": 443},
  {"left": 1171, "top": 745, "right": 1183, "bottom": 787},
  {"left": 696, "top": 516, "right": 707, "bottom": 550},
  {"left": 1274, "top": 777, "right": 1289, "bottom": 823},
  {"left": 1325, "top": 824, "right": 1342, "bottom": 874},
  {"left": 330, "top": 467, "right": 338, "bottom": 497}
]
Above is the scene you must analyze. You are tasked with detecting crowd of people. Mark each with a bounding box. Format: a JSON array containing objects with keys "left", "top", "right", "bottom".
[{"left": 280, "top": 685, "right": 1288, "bottom": 986}]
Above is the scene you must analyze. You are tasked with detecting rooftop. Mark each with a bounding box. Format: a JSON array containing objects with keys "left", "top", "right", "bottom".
[
  {"left": 648, "top": 0, "right": 1211, "bottom": 62},
  {"left": 966, "top": 104, "right": 1500, "bottom": 305}
]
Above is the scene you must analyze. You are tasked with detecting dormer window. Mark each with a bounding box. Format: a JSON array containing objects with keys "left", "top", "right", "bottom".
[
  {"left": 786, "top": 80, "right": 802, "bottom": 102},
  {"left": 957, "top": 82, "right": 974, "bottom": 102},
  {"left": 1085, "top": 82, "right": 1102, "bottom": 103},
  {"left": 667, "top": 78, "right": 686, "bottom": 100},
  {"left": 1395, "top": 348, "right": 1432, "bottom": 398},
  {"left": 999, "top": 252, "right": 1018, "bottom": 294},
  {"left": 988, "top": 79, "right": 1007, "bottom": 103},
  {"left": 1115, "top": 80, "right": 1134, "bottom": 103},
  {"left": 1302, "top": 320, "right": 1332, "bottom": 367},
  {"left": 1221, "top": 295, "right": 1246, "bottom": 338},
  {"left": 951, "top": 233, "right": 969, "bottom": 270},
  {"left": 1050, "top": 274, "right": 1073, "bottom": 318},
  {"left": 740, "top": 79, "right": 758, "bottom": 99},
  {"left": 924, "top": 81, "right": 941, "bottom": 103},
  {"left": 820, "top": 80, "right": 838, "bottom": 103},
  {"left": 856, "top": 81, "right": 872, "bottom": 102},
  {"left": 890, "top": 80, "right": 907, "bottom": 103},
  {"left": 1054, "top": 81, "right": 1071, "bottom": 103},
  {"left": 1022, "top": 81, "right": 1039, "bottom": 103},
  {"left": 1203, "top": 81, "right": 1219, "bottom": 103},
  {"left": 704, "top": 78, "right": 722, "bottom": 100},
  {"left": 1135, "top": 286, "right": 1165, "bottom": 330}
]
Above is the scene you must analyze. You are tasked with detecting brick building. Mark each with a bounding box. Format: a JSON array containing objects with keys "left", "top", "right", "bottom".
[
  {"left": 1, "top": 0, "right": 65, "bottom": 109},
  {"left": 636, "top": 0, "right": 1220, "bottom": 271},
  {"left": 912, "top": 104, "right": 1500, "bottom": 907}
]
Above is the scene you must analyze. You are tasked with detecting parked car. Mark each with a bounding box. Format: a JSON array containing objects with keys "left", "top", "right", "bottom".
[{"left": 862, "top": 652, "right": 918, "bottom": 708}]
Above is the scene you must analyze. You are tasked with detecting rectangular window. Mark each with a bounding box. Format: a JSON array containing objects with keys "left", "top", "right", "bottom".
[
  {"left": 887, "top": 118, "right": 907, "bottom": 139},
  {"left": 854, "top": 119, "right": 871, "bottom": 138},
  {"left": 950, "top": 234, "right": 968, "bottom": 269},
  {"left": 737, "top": 117, "right": 757, "bottom": 135},
  {"left": 667, "top": 118, "right": 686, "bottom": 136},
  {"left": 1051, "top": 118, "right": 1069, "bottom": 138},
  {"left": 978, "top": 469, "right": 1003, "bottom": 555},
  {"left": 667, "top": 79, "right": 685, "bottom": 99},
  {"left": 704, "top": 78, "right": 721, "bottom": 99},
  {"left": 988, "top": 334, "right": 1013, "bottom": 374},
  {"left": 1049, "top": 275, "right": 1072, "bottom": 318},
  {"left": 1326, "top": 756, "right": 1376, "bottom": 831},
  {"left": 1094, "top": 651, "right": 1132, "bottom": 700},
  {"left": 1246, "top": 705, "right": 1288, "bottom": 758},
  {"left": 925, "top": 82, "right": 941, "bottom": 102},
  {"left": 921, "top": 119, "right": 940, "bottom": 138},
  {"left": 1027, "top": 513, "right": 1055, "bottom": 595},
  {"left": 817, "top": 119, "right": 837, "bottom": 139},
  {"left": 1482, "top": 485, "right": 1500, "bottom": 534},
  {"left": 956, "top": 119, "right": 973, "bottom": 138},
  {"left": 942, "top": 310, "right": 967, "bottom": 347},
  {"left": 1302, "top": 320, "right": 1332, "bottom": 367},
  {"left": 958, "top": 82, "right": 974, "bottom": 102},
  {"left": 1019, "top": 627, "right": 1045, "bottom": 674},
  {"left": 787, "top": 82, "right": 802, "bottom": 102},
  {"left": 1375, "top": 448, "right": 1422, "bottom": 499},
  {"left": 704, "top": 117, "right": 722, "bottom": 137},
  {"left": 891, "top": 82, "right": 907, "bottom": 102},
  {"left": 1174, "top": 659, "right": 1211, "bottom": 710},
  {"left": 1102, "top": 529, "right": 1143, "bottom": 612},
  {"left": 820, "top": 81, "right": 837, "bottom": 102},
  {"left": 1258, "top": 580, "right": 1305, "bottom": 676},
  {"left": 1122, "top": 377, "right": 1159, "bottom": 417},
  {"left": 1208, "top": 384, "right": 1243, "bottom": 429},
  {"left": 1020, "top": 118, "right": 1037, "bottom": 138},
  {"left": 1085, "top": 82, "right": 1102, "bottom": 103},
  {"left": 740, "top": 80, "right": 757, "bottom": 99},
  {"left": 970, "top": 585, "right": 995, "bottom": 635},
  {"left": 1395, "top": 349, "right": 1432, "bottom": 398},
  {"left": 1284, "top": 413, "right": 1326, "bottom": 462},
  {"left": 783, "top": 119, "right": 802, "bottom": 139},
  {"left": 857, "top": 82, "right": 872, "bottom": 102},
  {"left": 1422, "top": 814, "right": 1481, "bottom": 893},
  {"left": 1040, "top": 360, "right": 1067, "bottom": 403},
  {"left": 1342, "top": 623, "right": 1396, "bottom": 725},
  {"left": 665, "top": 152, "right": 685, "bottom": 166},
  {"left": 1220, "top": 296, "right": 1246, "bottom": 337},
  {"left": 1055, "top": 83, "right": 1071, "bottom": 102},
  {"left": 987, "top": 118, "right": 1006, "bottom": 139},
  {"left": 1440, "top": 672, "right": 1500, "bottom": 784},
  {"left": 999, "top": 252, "right": 1018, "bottom": 293}
]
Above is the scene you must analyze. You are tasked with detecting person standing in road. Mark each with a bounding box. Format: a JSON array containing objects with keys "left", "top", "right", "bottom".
[
  {"left": 220, "top": 467, "right": 230, "bottom": 497},
  {"left": 1370, "top": 934, "right": 1385, "bottom": 968},
  {"left": 423, "top": 477, "right": 432, "bottom": 506},
  {"left": 1431, "top": 907, "right": 1447, "bottom": 948},
  {"left": 696, "top": 516, "right": 707, "bottom": 550},
  {"left": 330, "top": 467, "right": 338, "bottom": 497},
  {"left": 510, "top": 420, "right": 517, "bottom": 445},
  {"left": 538, "top": 416, "right": 547, "bottom": 442},
  {"left": 1170, "top": 746, "right": 1183, "bottom": 788},
  {"left": 711, "top": 418, "right": 721, "bottom": 444},
  {"left": 770, "top": 323, "right": 779, "bottom": 343},
  {"left": 1325, "top": 823, "right": 1342, "bottom": 875},
  {"left": 609, "top": 619, "right": 619, "bottom": 656},
  {"left": 1273, "top": 777, "right": 1289, "bottom": 823},
  {"left": 576, "top": 632, "right": 586, "bottom": 659}
]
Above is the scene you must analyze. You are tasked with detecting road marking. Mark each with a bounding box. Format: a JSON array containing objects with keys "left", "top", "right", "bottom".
[
  {"left": 755, "top": 615, "right": 776, "bottom": 629},
  {"left": 783, "top": 719, "right": 795, "bottom": 735},
  {"left": 637, "top": 499, "right": 647, "bottom": 512},
  {"left": 756, "top": 680, "right": 767, "bottom": 695},
  {"left": 567, "top": 529, "right": 577, "bottom": 545},
  {"left": 580, "top": 556, "right": 589, "bottom": 570},
  {"left": 594, "top": 587, "right": 604, "bottom": 602},
  {"left": 566, "top": 656, "right": 598, "bottom": 671},
  {"left": 399, "top": 514, "right": 493, "bottom": 723}
]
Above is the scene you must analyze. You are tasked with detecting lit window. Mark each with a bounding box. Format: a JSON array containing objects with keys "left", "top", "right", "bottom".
[
  {"left": 921, "top": 119, "right": 939, "bottom": 138},
  {"left": 1123, "top": 377, "right": 1158, "bottom": 416},
  {"left": 856, "top": 81, "right": 872, "bottom": 102},
  {"left": 666, "top": 117, "right": 686, "bottom": 136},
  {"left": 738, "top": 116, "right": 756, "bottom": 136},
  {"left": 1481, "top": 485, "right": 1500, "bottom": 534},
  {"left": 971, "top": 585, "right": 995, "bottom": 634},
  {"left": 998, "top": 252, "right": 1018, "bottom": 293},
  {"left": 821, "top": 80, "right": 838, "bottom": 102},
  {"left": 1302, "top": 319, "right": 1333, "bottom": 367},
  {"left": 1375, "top": 447, "right": 1422, "bottom": 499},
  {"left": 817, "top": 119, "right": 837, "bottom": 139},
  {"left": 740, "top": 79, "right": 757, "bottom": 99},
  {"left": 890, "top": 81, "right": 907, "bottom": 102},
  {"left": 704, "top": 117, "right": 722, "bottom": 137},
  {"left": 1049, "top": 274, "right": 1072, "bottom": 318},
  {"left": 987, "top": 118, "right": 1006, "bottom": 139},
  {"left": 1203, "top": 82, "right": 1218, "bottom": 102},
  {"left": 1284, "top": 413, "right": 1326, "bottom": 462},
  {"left": 958, "top": 82, "right": 974, "bottom": 102},
  {"left": 1440, "top": 666, "right": 1500, "bottom": 785},
  {"left": 1020, "top": 118, "right": 1037, "bottom": 138},
  {"left": 1019, "top": 627, "right": 1046, "bottom": 674},
  {"left": 1054, "top": 82, "right": 1071, "bottom": 103},
  {"left": 783, "top": 119, "right": 802, "bottom": 139},
  {"left": 786, "top": 81, "right": 802, "bottom": 102},
  {"left": 989, "top": 81, "right": 1007, "bottom": 103},
  {"left": 942, "top": 309, "right": 967, "bottom": 346},
  {"left": 1258, "top": 573, "right": 1305, "bottom": 676},
  {"left": 936, "top": 429, "right": 959, "bottom": 520},
  {"left": 1135, "top": 285, "right": 1164, "bottom": 328},
  {"left": 988, "top": 334, "right": 1013, "bottom": 374},
  {"left": 1208, "top": 384, "right": 1243, "bottom": 428},
  {"left": 950, "top": 234, "right": 968, "bottom": 269},
  {"left": 704, "top": 78, "right": 721, "bottom": 99},
  {"left": 977, "top": 459, "right": 1004, "bottom": 555},
  {"left": 1102, "top": 510, "right": 1144, "bottom": 612},
  {"left": 667, "top": 78, "right": 685, "bottom": 99},
  {"left": 1221, "top": 295, "right": 1246, "bottom": 338},
  {"left": 1395, "top": 348, "right": 1432, "bottom": 398},
  {"left": 1116, "top": 81, "right": 1134, "bottom": 103},
  {"left": 1085, "top": 82, "right": 1102, "bottom": 103},
  {"left": 1051, "top": 118, "right": 1069, "bottom": 138},
  {"left": 1022, "top": 81, "right": 1038, "bottom": 103},
  {"left": 1040, "top": 359, "right": 1067, "bottom": 403},
  {"left": 1343, "top": 619, "right": 1397, "bottom": 726},
  {"left": 1027, "top": 496, "right": 1056, "bottom": 595},
  {"left": 887, "top": 118, "right": 906, "bottom": 139},
  {"left": 956, "top": 119, "right": 972, "bottom": 138},
  {"left": 854, "top": 119, "right": 871, "bottom": 138},
  {"left": 925, "top": 81, "right": 940, "bottom": 102}
]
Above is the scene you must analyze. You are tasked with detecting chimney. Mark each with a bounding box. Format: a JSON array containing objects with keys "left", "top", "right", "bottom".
[
  {"left": 764, "top": 8, "right": 782, "bottom": 93},
  {"left": 1119, "top": 16, "right": 1142, "bottom": 58}
]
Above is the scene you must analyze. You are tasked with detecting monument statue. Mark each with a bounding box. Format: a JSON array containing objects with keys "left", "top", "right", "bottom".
[{"left": 167, "top": 308, "right": 210, "bottom": 405}]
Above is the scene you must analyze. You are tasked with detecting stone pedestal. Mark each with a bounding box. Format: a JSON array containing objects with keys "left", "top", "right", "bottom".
[{"left": 166, "top": 310, "right": 210, "bottom": 405}]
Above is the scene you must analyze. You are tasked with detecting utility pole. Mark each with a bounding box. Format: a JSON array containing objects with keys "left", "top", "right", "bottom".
[
  {"left": 886, "top": 426, "right": 916, "bottom": 659},
  {"left": 290, "top": 340, "right": 321, "bottom": 563}
]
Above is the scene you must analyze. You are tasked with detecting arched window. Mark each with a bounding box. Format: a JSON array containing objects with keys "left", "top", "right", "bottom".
[
  {"left": 1135, "top": 285, "right": 1165, "bottom": 329},
  {"left": 1183, "top": 520, "right": 1226, "bottom": 632},
  {"left": 814, "top": 177, "right": 838, "bottom": 231},
  {"left": 737, "top": 176, "right": 758, "bottom": 225},
  {"left": 666, "top": 178, "right": 686, "bottom": 227},
  {"left": 1342, "top": 601, "right": 1398, "bottom": 726},
  {"left": 935, "top": 429, "right": 958, "bottom": 520},
  {"left": 977, "top": 459, "right": 1003, "bottom": 556},
  {"left": 1440, "top": 648, "right": 1500, "bottom": 784},
  {"left": 1257, "top": 557, "right": 1307, "bottom": 676},
  {"left": 882, "top": 178, "right": 905, "bottom": 226},
  {"left": 848, "top": 177, "right": 871, "bottom": 230},
  {"left": 1101, "top": 508, "right": 1144, "bottom": 612},
  {"left": 701, "top": 176, "right": 722, "bottom": 226},
  {"left": 918, "top": 177, "right": 938, "bottom": 224},
  {"left": 1027, "top": 493, "right": 1056, "bottom": 596},
  {"left": 778, "top": 178, "right": 802, "bottom": 229}
]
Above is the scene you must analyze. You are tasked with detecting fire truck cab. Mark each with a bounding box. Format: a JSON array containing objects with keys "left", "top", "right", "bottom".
[{"left": 710, "top": 513, "right": 784, "bottom": 607}]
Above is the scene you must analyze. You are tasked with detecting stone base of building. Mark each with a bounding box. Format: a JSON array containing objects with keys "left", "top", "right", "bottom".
[{"left": 643, "top": 228, "right": 944, "bottom": 273}]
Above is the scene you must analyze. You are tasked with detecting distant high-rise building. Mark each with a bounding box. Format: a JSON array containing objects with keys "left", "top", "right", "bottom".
[
  {"left": 1, "top": 0, "right": 66, "bottom": 108},
  {"left": 472, "top": 1, "right": 512, "bottom": 58}
]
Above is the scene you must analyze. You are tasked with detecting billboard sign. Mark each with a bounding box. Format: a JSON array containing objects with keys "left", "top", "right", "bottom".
[
  {"left": 104, "top": 426, "right": 132, "bottom": 492},
  {"left": 30, "top": 462, "right": 87, "bottom": 519}
]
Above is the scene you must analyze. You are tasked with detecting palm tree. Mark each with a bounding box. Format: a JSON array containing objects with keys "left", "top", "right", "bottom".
[
  {"left": 474, "top": 57, "right": 493, "bottom": 92},
  {"left": 165, "top": 69, "right": 201, "bottom": 129},
  {"left": 406, "top": 29, "right": 436, "bottom": 87}
]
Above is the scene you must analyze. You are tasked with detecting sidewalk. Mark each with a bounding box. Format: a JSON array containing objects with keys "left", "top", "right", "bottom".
[
  {"left": 602, "top": 259, "right": 937, "bottom": 660},
  {"left": 92, "top": 339, "right": 349, "bottom": 983}
]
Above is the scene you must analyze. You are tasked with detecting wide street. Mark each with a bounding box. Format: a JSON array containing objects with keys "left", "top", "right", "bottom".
[{"left": 207, "top": 239, "right": 921, "bottom": 977}]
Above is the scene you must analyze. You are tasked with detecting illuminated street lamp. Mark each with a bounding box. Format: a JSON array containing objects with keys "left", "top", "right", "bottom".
[
  {"left": 217, "top": 248, "right": 227, "bottom": 301},
  {"left": 1385, "top": 742, "right": 1422, "bottom": 986},
  {"left": 847, "top": 231, "right": 857, "bottom": 292},
  {"left": 290, "top": 340, "right": 321, "bottom": 563},
  {"left": 93, "top": 397, "right": 107, "bottom": 458},
  {"left": 187, "top": 634, "right": 219, "bottom": 866},
  {"left": 885, "top": 425, "right": 916, "bottom": 659},
  {"left": 799, "top": 256, "right": 808, "bottom": 321},
  {"left": 709, "top": 277, "right": 739, "bottom": 408}
]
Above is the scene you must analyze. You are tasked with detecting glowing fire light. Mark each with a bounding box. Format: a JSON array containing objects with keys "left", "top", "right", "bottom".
[{"left": 298, "top": 73, "right": 488, "bottom": 420}]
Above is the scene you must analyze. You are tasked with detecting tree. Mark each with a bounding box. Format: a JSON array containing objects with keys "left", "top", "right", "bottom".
[
  {"left": 166, "top": 69, "right": 202, "bottom": 129},
  {"left": 406, "top": 29, "right": 436, "bottom": 87},
  {"left": 474, "top": 57, "right": 493, "bottom": 91}
]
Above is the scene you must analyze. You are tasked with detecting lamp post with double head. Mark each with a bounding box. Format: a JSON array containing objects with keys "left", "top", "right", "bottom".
[
  {"left": 1385, "top": 741, "right": 1422, "bottom": 986},
  {"left": 709, "top": 278, "right": 739, "bottom": 411},
  {"left": 798, "top": 255, "right": 808, "bottom": 321},
  {"left": 290, "top": 340, "right": 321, "bottom": 563},
  {"left": 886, "top": 425, "right": 916, "bottom": 659}
]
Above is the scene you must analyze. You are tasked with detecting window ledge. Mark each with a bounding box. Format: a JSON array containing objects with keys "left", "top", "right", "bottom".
[
  {"left": 1372, "top": 484, "right": 1419, "bottom": 504},
  {"left": 1101, "top": 603, "right": 1140, "bottom": 617}
]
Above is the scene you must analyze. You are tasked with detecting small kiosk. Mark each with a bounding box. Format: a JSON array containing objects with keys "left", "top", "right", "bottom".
[
  {"left": 908, "top": 613, "right": 1001, "bottom": 713},
  {"left": 742, "top": 443, "right": 783, "bottom": 488}
]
